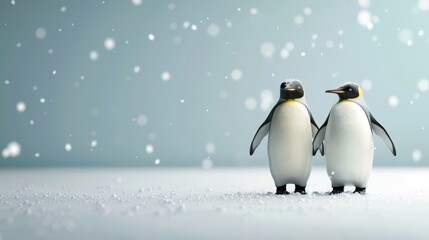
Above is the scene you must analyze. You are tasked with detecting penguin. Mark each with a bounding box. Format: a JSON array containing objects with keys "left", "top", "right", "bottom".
[
  {"left": 312, "top": 82, "right": 396, "bottom": 195},
  {"left": 250, "top": 80, "right": 323, "bottom": 194}
]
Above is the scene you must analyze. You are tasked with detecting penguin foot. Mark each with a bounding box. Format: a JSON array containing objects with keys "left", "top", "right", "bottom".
[
  {"left": 330, "top": 186, "right": 344, "bottom": 195},
  {"left": 294, "top": 185, "right": 306, "bottom": 194},
  {"left": 353, "top": 187, "right": 366, "bottom": 195},
  {"left": 275, "top": 185, "right": 289, "bottom": 195}
]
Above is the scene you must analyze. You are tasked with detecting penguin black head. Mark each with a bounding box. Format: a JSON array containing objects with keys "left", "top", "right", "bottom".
[
  {"left": 280, "top": 80, "right": 304, "bottom": 100},
  {"left": 325, "top": 82, "right": 362, "bottom": 100}
]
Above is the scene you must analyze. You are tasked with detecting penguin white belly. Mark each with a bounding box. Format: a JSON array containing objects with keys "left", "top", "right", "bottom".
[
  {"left": 267, "top": 101, "right": 312, "bottom": 187},
  {"left": 325, "top": 101, "right": 374, "bottom": 188}
]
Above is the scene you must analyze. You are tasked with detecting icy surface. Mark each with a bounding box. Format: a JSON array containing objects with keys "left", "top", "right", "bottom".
[{"left": 0, "top": 168, "right": 428, "bottom": 240}]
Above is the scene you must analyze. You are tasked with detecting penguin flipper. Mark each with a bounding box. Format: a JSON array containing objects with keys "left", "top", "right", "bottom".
[
  {"left": 312, "top": 114, "right": 330, "bottom": 156},
  {"left": 370, "top": 114, "right": 397, "bottom": 156},
  {"left": 308, "top": 111, "right": 324, "bottom": 155},
  {"left": 250, "top": 101, "right": 284, "bottom": 155},
  {"left": 307, "top": 110, "right": 319, "bottom": 137},
  {"left": 249, "top": 121, "right": 270, "bottom": 155}
]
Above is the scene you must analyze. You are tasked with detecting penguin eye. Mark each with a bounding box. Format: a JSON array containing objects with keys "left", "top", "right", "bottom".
[
  {"left": 348, "top": 88, "right": 352, "bottom": 92},
  {"left": 298, "top": 86, "right": 301, "bottom": 89}
]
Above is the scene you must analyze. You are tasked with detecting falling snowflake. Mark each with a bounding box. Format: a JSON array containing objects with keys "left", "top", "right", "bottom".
[
  {"left": 104, "top": 38, "right": 115, "bottom": 50},
  {"left": 161, "top": 71, "right": 171, "bottom": 81},
  {"left": 294, "top": 15, "right": 304, "bottom": 25},
  {"left": 207, "top": 23, "right": 220, "bottom": 37},
  {"left": 418, "top": 0, "right": 429, "bottom": 11},
  {"left": 183, "top": 21, "right": 190, "bottom": 29},
  {"left": 250, "top": 8, "right": 258, "bottom": 15},
  {"left": 2, "top": 142, "right": 21, "bottom": 158},
  {"left": 388, "top": 96, "right": 399, "bottom": 107},
  {"left": 361, "top": 79, "right": 373, "bottom": 91},
  {"left": 137, "top": 114, "right": 148, "bottom": 127},
  {"left": 286, "top": 42, "right": 295, "bottom": 51},
  {"left": 131, "top": 0, "right": 142, "bottom": 6},
  {"left": 358, "top": 0, "right": 371, "bottom": 8},
  {"left": 260, "top": 90, "right": 274, "bottom": 111},
  {"left": 65, "top": 143, "right": 72, "bottom": 152},
  {"left": 230, "top": 69, "right": 242, "bottom": 81},
  {"left": 412, "top": 149, "right": 422, "bottom": 162},
  {"left": 89, "top": 51, "right": 98, "bottom": 61},
  {"left": 417, "top": 79, "right": 429, "bottom": 92},
  {"left": 260, "top": 42, "right": 275, "bottom": 58},
  {"left": 303, "top": 7, "right": 312, "bottom": 16},
  {"left": 205, "top": 142, "right": 216, "bottom": 154},
  {"left": 146, "top": 144, "right": 154, "bottom": 154},
  {"left": 133, "top": 66, "right": 141, "bottom": 74},
  {"left": 398, "top": 29, "right": 413, "bottom": 46},
  {"left": 245, "top": 97, "right": 258, "bottom": 110},
  {"left": 16, "top": 102, "right": 26, "bottom": 112},
  {"left": 280, "top": 49, "right": 290, "bottom": 59},
  {"left": 35, "top": 28, "right": 47, "bottom": 39},
  {"left": 357, "top": 10, "right": 373, "bottom": 29},
  {"left": 90, "top": 140, "right": 98, "bottom": 148},
  {"left": 202, "top": 158, "right": 213, "bottom": 169}
]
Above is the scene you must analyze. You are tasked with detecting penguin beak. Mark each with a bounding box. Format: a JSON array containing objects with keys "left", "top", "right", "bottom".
[
  {"left": 325, "top": 89, "right": 345, "bottom": 94},
  {"left": 285, "top": 88, "right": 296, "bottom": 92}
]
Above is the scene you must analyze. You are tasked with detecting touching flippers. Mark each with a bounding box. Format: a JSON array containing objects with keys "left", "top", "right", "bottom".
[
  {"left": 312, "top": 114, "right": 330, "bottom": 156},
  {"left": 308, "top": 109, "right": 324, "bottom": 156}
]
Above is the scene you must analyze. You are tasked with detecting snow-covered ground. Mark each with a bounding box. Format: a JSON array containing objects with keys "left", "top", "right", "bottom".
[{"left": 0, "top": 167, "right": 428, "bottom": 240}]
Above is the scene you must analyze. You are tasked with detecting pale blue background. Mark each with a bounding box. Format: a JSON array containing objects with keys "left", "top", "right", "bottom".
[{"left": 0, "top": 0, "right": 427, "bottom": 167}]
